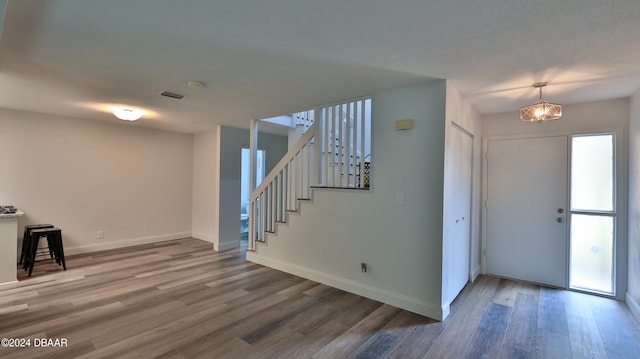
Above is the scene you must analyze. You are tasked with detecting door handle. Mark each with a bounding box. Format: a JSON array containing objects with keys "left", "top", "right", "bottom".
[{"left": 557, "top": 217, "right": 564, "bottom": 223}]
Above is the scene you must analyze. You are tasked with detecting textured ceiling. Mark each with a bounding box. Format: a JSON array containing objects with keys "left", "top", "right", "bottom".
[{"left": 1, "top": 0, "right": 639, "bottom": 133}]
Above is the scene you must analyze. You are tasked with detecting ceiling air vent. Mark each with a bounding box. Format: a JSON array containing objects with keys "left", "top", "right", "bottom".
[{"left": 160, "top": 91, "right": 185, "bottom": 100}]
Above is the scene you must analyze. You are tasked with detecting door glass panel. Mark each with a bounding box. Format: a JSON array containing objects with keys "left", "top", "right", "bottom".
[
  {"left": 241, "top": 148, "right": 265, "bottom": 237},
  {"left": 570, "top": 134, "right": 614, "bottom": 211},
  {"left": 569, "top": 133, "right": 615, "bottom": 295},
  {"left": 569, "top": 214, "right": 614, "bottom": 294}
]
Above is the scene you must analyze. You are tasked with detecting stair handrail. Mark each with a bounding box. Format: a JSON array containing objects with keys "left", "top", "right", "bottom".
[
  {"left": 251, "top": 121, "right": 318, "bottom": 198},
  {"left": 248, "top": 119, "right": 319, "bottom": 251}
]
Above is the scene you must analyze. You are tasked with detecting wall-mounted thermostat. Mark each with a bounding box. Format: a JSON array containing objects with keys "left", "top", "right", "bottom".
[{"left": 395, "top": 119, "right": 414, "bottom": 131}]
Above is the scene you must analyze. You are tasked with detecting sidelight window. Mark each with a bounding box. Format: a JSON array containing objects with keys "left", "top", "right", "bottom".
[{"left": 569, "top": 133, "right": 615, "bottom": 295}]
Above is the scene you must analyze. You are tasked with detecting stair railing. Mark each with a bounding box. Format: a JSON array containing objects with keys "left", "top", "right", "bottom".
[
  {"left": 248, "top": 120, "right": 318, "bottom": 251},
  {"left": 317, "top": 98, "right": 370, "bottom": 189},
  {"left": 248, "top": 97, "right": 371, "bottom": 251},
  {"left": 292, "top": 110, "right": 315, "bottom": 130}
]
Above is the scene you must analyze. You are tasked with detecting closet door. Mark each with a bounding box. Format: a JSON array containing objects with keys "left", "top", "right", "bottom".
[{"left": 443, "top": 125, "right": 473, "bottom": 301}]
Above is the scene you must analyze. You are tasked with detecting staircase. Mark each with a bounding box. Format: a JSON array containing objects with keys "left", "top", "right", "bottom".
[{"left": 248, "top": 97, "right": 371, "bottom": 251}]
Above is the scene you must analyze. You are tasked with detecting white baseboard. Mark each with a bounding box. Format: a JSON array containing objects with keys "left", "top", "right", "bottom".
[
  {"left": 471, "top": 265, "right": 481, "bottom": 282},
  {"left": 215, "top": 240, "right": 238, "bottom": 252},
  {"left": 64, "top": 232, "right": 192, "bottom": 256},
  {"left": 192, "top": 232, "right": 237, "bottom": 251},
  {"left": 191, "top": 232, "right": 214, "bottom": 244},
  {"left": 246, "top": 252, "right": 445, "bottom": 321},
  {"left": 0, "top": 280, "right": 19, "bottom": 288},
  {"left": 627, "top": 291, "right": 640, "bottom": 323}
]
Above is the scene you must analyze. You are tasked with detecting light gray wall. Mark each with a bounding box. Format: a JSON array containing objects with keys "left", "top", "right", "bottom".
[
  {"left": 247, "top": 80, "right": 449, "bottom": 320},
  {"left": 0, "top": 108, "right": 193, "bottom": 255},
  {"left": 482, "top": 98, "right": 629, "bottom": 300},
  {"left": 192, "top": 129, "right": 219, "bottom": 244},
  {"left": 217, "top": 125, "right": 288, "bottom": 250},
  {"left": 628, "top": 89, "right": 640, "bottom": 321}
]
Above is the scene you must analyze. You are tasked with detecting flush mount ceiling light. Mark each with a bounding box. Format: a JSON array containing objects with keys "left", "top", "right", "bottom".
[
  {"left": 113, "top": 108, "right": 143, "bottom": 121},
  {"left": 187, "top": 80, "right": 205, "bottom": 88},
  {"left": 520, "top": 82, "right": 562, "bottom": 123}
]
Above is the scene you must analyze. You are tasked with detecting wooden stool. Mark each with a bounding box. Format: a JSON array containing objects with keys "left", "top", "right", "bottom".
[
  {"left": 19, "top": 224, "right": 54, "bottom": 265},
  {"left": 25, "top": 227, "right": 66, "bottom": 277}
]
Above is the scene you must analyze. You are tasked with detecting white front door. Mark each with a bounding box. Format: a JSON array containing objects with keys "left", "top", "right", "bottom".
[{"left": 485, "top": 136, "right": 568, "bottom": 288}]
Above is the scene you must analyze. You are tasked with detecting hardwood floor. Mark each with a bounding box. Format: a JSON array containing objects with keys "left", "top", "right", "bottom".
[{"left": 0, "top": 238, "right": 639, "bottom": 358}]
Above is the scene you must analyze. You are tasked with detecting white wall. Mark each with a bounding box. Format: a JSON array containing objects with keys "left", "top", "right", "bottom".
[
  {"left": 628, "top": 89, "right": 640, "bottom": 321},
  {"left": 192, "top": 129, "right": 219, "bottom": 245},
  {"left": 442, "top": 83, "right": 482, "bottom": 307},
  {"left": 0, "top": 108, "right": 193, "bottom": 255},
  {"left": 247, "top": 81, "right": 449, "bottom": 320},
  {"left": 482, "top": 98, "right": 629, "bottom": 300}
]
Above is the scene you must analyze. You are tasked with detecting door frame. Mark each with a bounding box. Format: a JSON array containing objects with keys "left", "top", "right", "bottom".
[{"left": 481, "top": 128, "right": 628, "bottom": 299}]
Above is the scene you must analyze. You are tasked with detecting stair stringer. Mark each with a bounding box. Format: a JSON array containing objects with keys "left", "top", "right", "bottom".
[{"left": 260, "top": 193, "right": 313, "bottom": 245}]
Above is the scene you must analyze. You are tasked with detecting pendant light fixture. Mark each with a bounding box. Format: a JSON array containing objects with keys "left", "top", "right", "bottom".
[{"left": 520, "top": 82, "right": 562, "bottom": 123}]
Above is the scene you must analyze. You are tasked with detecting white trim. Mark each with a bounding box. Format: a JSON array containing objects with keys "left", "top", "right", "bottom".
[
  {"left": 192, "top": 232, "right": 239, "bottom": 252},
  {"left": 214, "top": 240, "right": 238, "bottom": 252},
  {"left": 471, "top": 265, "right": 481, "bottom": 282},
  {"left": 627, "top": 292, "right": 640, "bottom": 323},
  {"left": 64, "top": 232, "right": 191, "bottom": 256},
  {"left": 0, "top": 280, "right": 19, "bottom": 287},
  {"left": 191, "top": 232, "right": 214, "bottom": 244},
  {"left": 246, "top": 252, "right": 446, "bottom": 321}
]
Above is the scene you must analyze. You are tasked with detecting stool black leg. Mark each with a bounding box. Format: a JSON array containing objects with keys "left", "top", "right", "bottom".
[
  {"left": 51, "top": 233, "right": 61, "bottom": 265},
  {"left": 56, "top": 231, "right": 66, "bottom": 270},
  {"left": 23, "top": 233, "right": 33, "bottom": 271},
  {"left": 46, "top": 237, "right": 55, "bottom": 259},
  {"left": 19, "top": 228, "right": 28, "bottom": 265},
  {"left": 28, "top": 234, "right": 40, "bottom": 277}
]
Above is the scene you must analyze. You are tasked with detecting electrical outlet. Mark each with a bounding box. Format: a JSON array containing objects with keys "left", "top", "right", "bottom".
[
  {"left": 361, "top": 262, "right": 368, "bottom": 276},
  {"left": 97, "top": 231, "right": 104, "bottom": 239}
]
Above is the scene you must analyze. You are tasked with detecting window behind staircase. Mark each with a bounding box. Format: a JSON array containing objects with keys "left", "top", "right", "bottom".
[
  {"left": 291, "top": 97, "right": 372, "bottom": 188},
  {"left": 249, "top": 97, "right": 372, "bottom": 247}
]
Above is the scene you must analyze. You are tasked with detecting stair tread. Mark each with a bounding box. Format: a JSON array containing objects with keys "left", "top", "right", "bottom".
[{"left": 310, "top": 186, "right": 370, "bottom": 190}]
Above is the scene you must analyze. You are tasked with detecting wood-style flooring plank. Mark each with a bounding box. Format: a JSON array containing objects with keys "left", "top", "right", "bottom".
[
  {"left": 590, "top": 294, "right": 640, "bottom": 359},
  {"left": 423, "top": 275, "right": 501, "bottom": 359},
  {"left": 566, "top": 312, "right": 607, "bottom": 359},
  {"left": 311, "top": 304, "right": 401, "bottom": 359},
  {"left": 462, "top": 302, "right": 512, "bottom": 359},
  {"left": 538, "top": 287, "right": 570, "bottom": 335},
  {"left": 348, "top": 331, "right": 402, "bottom": 359},
  {"left": 501, "top": 292, "right": 539, "bottom": 358},
  {"left": 1, "top": 238, "right": 639, "bottom": 359},
  {"left": 386, "top": 280, "right": 476, "bottom": 359}
]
